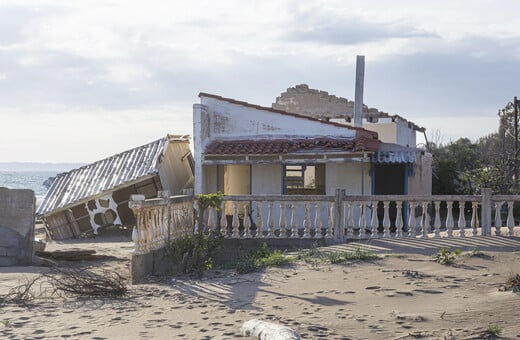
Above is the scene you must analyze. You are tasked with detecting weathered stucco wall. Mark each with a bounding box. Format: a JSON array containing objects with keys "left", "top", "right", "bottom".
[
  {"left": 408, "top": 153, "right": 433, "bottom": 195},
  {"left": 203, "top": 165, "right": 219, "bottom": 193},
  {"left": 224, "top": 165, "right": 250, "bottom": 195},
  {"left": 362, "top": 122, "right": 397, "bottom": 144},
  {"left": 0, "top": 188, "right": 35, "bottom": 266},
  {"left": 325, "top": 162, "right": 371, "bottom": 195},
  {"left": 251, "top": 164, "right": 282, "bottom": 194},
  {"left": 199, "top": 96, "right": 357, "bottom": 141}
]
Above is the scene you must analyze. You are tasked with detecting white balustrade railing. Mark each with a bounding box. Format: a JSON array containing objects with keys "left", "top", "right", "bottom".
[
  {"left": 129, "top": 189, "right": 520, "bottom": 253},
  {"left": 129, "top": 195, "right": 193, "bottom": 255},
  {"left": 209, "top": 190, "right": 520, "bottom": 240}
]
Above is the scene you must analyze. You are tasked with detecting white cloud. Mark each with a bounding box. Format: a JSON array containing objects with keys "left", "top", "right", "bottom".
[{"left": 1, "top": 0, "right": 520, "bottom": 161}]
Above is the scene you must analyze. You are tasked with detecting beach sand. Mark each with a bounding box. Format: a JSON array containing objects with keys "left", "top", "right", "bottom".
[{"left": 1, "top": 235, "right": 520, "bottom": 340}]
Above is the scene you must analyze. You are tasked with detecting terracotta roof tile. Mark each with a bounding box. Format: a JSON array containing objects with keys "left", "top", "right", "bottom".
[{"left": 205, "top": 136, "right": 379, "bottom": 155}]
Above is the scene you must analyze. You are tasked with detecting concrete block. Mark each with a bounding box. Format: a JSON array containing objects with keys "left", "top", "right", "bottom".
[{"left": 0, "top": 188, "right": 35, "bottom": 266}]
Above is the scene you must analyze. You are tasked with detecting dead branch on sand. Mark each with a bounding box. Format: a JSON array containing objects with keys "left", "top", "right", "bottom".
[
  {"left": 0, "top": 267, "right": 127, "bottom": 306},
  {"left": 501, "top": 273, "right": 520, "bottom": 293}
]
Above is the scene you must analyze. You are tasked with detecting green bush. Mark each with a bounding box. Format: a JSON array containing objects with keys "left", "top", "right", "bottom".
[
  {"left": 327, "top": 247, "right": 378, "bottom": 264},
  {"left": 296, "top": 245, "right": 327, "bottom": 266},
  {"left": 328, "top": 251, "right": 346, "bottom": 264},
  {"left": 234, "top": 257, "right": 259, "bottom": 274},
  {"left": 233, "top": 243, "right": 294, "bottom": 274},
  {"left": 164, "top": 230, "right": 223, "bottom": 278},
  {"left": 261, "top": 251, "right": 294, "bottom": 267},
  {"left": 486, "top": 323, "right": 502, "bottom": 336},
  {"left": 344, "top": 247, "right": 378, "bottom": 261},
  {"left": 433, "top": 247, "right": 460, "bottom": 265}
]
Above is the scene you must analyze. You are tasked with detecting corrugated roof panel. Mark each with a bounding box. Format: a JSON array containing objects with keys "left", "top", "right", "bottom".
[{"left": 36, "top": 137, "right": 169, "bottom": 217}]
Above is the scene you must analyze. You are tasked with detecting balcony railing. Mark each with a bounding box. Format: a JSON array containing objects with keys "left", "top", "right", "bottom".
[{"left": 129, "top": 188, "right": 519, "bottom": 255}]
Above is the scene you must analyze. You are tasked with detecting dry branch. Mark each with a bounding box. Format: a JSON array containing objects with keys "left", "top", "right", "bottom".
[
  {"left": 1, "top": 266, "right": 127, "bottom": 306},
  {"left": 50, "top": 267, "right": 127, "bottom": 298}
]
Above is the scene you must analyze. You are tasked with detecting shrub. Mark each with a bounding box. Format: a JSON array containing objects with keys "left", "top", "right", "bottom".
[
  {"left": 344, "top": 247, "right": 378, "bottom": 261},
  {"left": 504, "top": 274, "right": 520, "bottom": 293},
  {"left": 328, "top": 251, "right": 345, "bottom": 264},
  {"left": 327, "top": 247, "right": 378, "bottom": 264},
  {"left": 433, "top": 247, "right": 460, "bottom": 265},
  {"left": 486, "top": 323, "right": 502, "bottom": 336},
  {"left": 164, "top": 230, "right": 223, "bottom": 278},
  {"left": 233, "top": 243, "right": 294, "bottom": 274},
  {"left": 295, "top": 243, "right": 331, "bottom": 267}
]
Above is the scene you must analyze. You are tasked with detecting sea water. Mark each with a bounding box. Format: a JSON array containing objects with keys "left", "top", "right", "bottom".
[{"left": 0, "top": 171, "right": 58, "bottom": 199}]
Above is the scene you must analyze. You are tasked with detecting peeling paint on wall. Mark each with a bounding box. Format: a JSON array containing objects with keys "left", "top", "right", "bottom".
[
  {"left": 213, "top": 112, "right": 230, "bottom": 134},
  {"left": 85, "top": 193, "right": 122, "bottom": 234}
]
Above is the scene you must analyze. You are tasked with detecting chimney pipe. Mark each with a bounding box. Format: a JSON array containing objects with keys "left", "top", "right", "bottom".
[{"left": 354, "top": 55, "right": 365, "bottom": 128}]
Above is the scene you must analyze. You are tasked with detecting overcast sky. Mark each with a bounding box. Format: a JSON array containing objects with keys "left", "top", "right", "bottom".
[{"left": 1, "top": 0, "right": 519, "bottom": 163}]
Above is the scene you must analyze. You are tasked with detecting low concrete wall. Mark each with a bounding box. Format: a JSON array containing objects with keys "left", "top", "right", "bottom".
[
  {"left": 130, "top": 238, "right": 327, "bottom": 283},
  {"left": 0, "top": 188, "right": 35, "bottom": 266},
  {"left": 130, "top": 248, "right": 169, "bottom": 284}
]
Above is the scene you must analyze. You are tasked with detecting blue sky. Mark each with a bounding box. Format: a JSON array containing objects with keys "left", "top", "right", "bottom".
[{"left": 1, "top": 0, "right": 519, "bottom": 162}]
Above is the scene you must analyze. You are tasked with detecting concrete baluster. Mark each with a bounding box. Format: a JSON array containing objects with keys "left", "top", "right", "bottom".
[
  {"left": 370, "top": 201, "right": 378, "bottom": 238},
  {"left": 446, "top": 201, "right": 453, "bottom": 237},
  {"left": 279, "top": 201, "right": 287, "bottom": 238},
  {"left": 326, "top": 201, "right": 334, "bottom": 238},
  {"left": 346, "top": 201, "right": 354, "bottom": 239},
  {"left": 314, "top": 202, "right": 323, "bottom": 239},
  {"left": 434, "top": 201, "right": 441, "bottom": 238},
  {"left": 458, "top": 201, "right": 466, "bottom": 238},
  {"left": 383, "top": 201, "right": 391, "bottom": 238},
  {"left": 207, "top": 206, "right": 216, "bottom": 232},
  {"left": 290, "top": 202, "right": 299, "bottom": 238},
  {"left": 420, "top": 202, "right": 429, "bottom": 238},
  {"left": 358, "top": 201, "right": 366, "bottom": 239},
  {"left": 471, "top": 201, "right": 479, "bottom": 237},
  {"left": 408, "top": 202, "right": 416, "bottom": 238},
  {"left": 395, "top": 201, "right": 403, "bottom": 238},
  {"left": 266, "top": 201, "right": 275, "bottom": 238},
  {"left": 220, "top": 201, "right": 227, "bottom": 237},
  {"left": 303, "top": 202, "right": 311, "bottom": 238},
  {"left": 243, "top": 202, "right": 252, "bottom": 238},
  {"left": 256, "top": 201, "right": 264, "bottom": 238},
  {"left": 494, "top": 202, "right": 502, "bottom": 236},
  {"left": 232, "top": 201, "right": 240, "bottom": 238},
  {"left": 507, "top": 201, "right": 514, "bottom": 236}
]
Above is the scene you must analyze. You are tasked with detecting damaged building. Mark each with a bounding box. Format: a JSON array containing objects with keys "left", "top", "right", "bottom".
[{"left": 36, "top": 135, "right": 194, "bottom": 240}]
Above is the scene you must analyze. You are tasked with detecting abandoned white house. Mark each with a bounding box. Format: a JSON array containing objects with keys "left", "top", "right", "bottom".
[
  {"left": 191, "top": 87, "right": 431, "bottom": 233},
  {"left": 37, "top": 135, "right": 194, "bottom": 240},
  {"left": 194, "top": 88, "right": 431, "bottom": 199},
  {"left": 272, "top": 84, "right": 432, "bottom": 197}
]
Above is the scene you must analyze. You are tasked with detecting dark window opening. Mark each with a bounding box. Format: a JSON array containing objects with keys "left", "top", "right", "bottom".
[{"left": 283, "top": 164, "right": 325, "bottom": 195}]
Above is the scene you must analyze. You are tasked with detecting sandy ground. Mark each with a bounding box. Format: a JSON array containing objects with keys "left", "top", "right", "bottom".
[{"left": 1, "top": 233, "right": 520, "bottom": 340}]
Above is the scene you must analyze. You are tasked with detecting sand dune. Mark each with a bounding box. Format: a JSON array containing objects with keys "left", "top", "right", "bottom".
[{"left": 1, "top": 236, "right": 520, "bottom": 339}]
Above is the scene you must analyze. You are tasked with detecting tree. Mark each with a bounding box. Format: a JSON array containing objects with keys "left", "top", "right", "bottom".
[
  {"left": 431, "top": 138, "right": 481, "bottom": 194},
  {"left": 431, "top": 102, "right": 519, "bottom": 195}
]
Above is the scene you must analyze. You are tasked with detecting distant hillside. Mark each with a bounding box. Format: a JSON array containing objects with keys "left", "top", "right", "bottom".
[{"left": 0, "top": 162, "right": 84, "bottom": 172}]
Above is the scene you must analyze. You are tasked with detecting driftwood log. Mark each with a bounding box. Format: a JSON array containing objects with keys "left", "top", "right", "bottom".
[{"left": 35, "top": 250, "right": 113, "bottom": 261}]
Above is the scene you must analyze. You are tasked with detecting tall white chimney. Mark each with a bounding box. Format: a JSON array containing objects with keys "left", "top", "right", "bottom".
[{"left": 354, "top": 55, "right": 365, "bottom": 128}]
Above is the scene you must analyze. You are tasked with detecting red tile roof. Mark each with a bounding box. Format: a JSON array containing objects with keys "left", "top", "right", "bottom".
[{"left": 205, "top": 136, "right": 379, "bottom": 155}]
